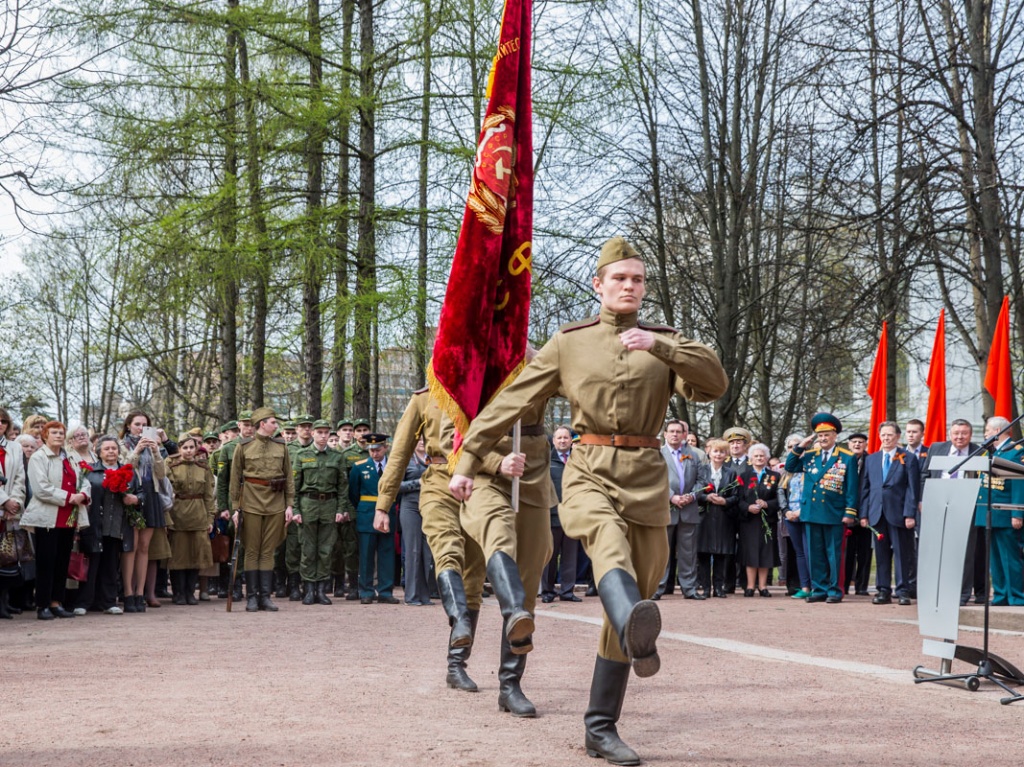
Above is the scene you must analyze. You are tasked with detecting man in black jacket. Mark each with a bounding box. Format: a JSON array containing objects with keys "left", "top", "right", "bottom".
[{"left": 541, "top": 426, "right": 579, "bottom": 602}]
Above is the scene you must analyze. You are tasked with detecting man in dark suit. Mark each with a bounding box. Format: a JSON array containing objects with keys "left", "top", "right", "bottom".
[
  {"left": 859, "top": 421, "right": 920, "bottom": 605},
  {"left": 541, "top": 426, "right": 579, "bottom": 602},
  {"left": 843, "top": 432, "right": 872, "bottom": 596},
  {"left": 919, "top": 418, "right": 984, "bottom": 605},
  {"left": 904, "top": 419, "right": 928, "bottom": 461},
  {"left": 655, "top": 420, "right": 702, "bottom": 600}
]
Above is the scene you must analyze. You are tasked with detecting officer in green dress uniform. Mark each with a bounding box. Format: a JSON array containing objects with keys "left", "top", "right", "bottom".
[
  {"left": 293, "top": 419, "right": 353, "bottom": 605},
  {"left": 784, "top": 412, "right": 859, "bottom": 603},
  {"left": 333, "top": 419, "right": 369, "bottom": 598},
  {"left": 348, "top": 433, "right": 398, "bottom": 604},
  {"left": 975, "top": 416, "right": 1024, "bottom": 606}
]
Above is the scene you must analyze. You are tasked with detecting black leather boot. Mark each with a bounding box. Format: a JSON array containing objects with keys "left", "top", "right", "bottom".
[
  {"left": 245, "top": 571, "right": 259, "bottom": 612},
  {"left": 317, "top": 580, "right": 333, "bottom": 605},
  {"left": 598, "top": 569, "right": 661, "bottom": 677},
  {"left": 302, "top": 581, "right": 316, "bottom": 605},
  {"left": 437, "top": 569, "right": 473, "bottom": 648},
  {"left": 217, "top": 564, "right": 229, "bottom": 598},
  {"left": 288, "top": 573, "right": 302, "bottom": 601},
  {"left": 232, "top": 571, "right": 244, "bottom": 602},
  {"left": 497, "top": 630, "right": 536, "bottom": 717},
  {"left": 332, "top": 575, "right": 345, "bottom": 598},
  {"left": 172, "top": 571, "right": 187, "bottom": 605},
  {"left": 185, "top": 570, "right": 200, "bottom": 605},
  {"left": 584, "top": 655, "right": 639, "bottom": 765},
  {"left": 445, "top": 609, "right": 480, "bottom": 692},
  {"left": 0, "top": 589, "right": 12, "bottom": 619},
  {"left": 486, "top": 552, "right": 535, "bottom": 654},
  {"left": 274, "top": 568, "right": 288, "bottom": 598},
  {"left": 259, "top": 571, "right": 279, "bottom": 611}
]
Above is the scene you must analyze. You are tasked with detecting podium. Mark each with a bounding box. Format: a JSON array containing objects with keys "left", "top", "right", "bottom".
[{"left": 913, "top": 455, "right": 1024, "bottom": 694}]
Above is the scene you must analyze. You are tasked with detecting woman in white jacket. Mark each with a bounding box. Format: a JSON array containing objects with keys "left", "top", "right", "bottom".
[
  {"left": 0, "top": 406, "right": 26, "bottom": 618},
  {"left": 21, "top": 421, "right": 91, "bottom": 620}
]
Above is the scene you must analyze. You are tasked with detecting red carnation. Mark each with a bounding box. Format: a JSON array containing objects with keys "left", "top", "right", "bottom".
[
  {"left": 702, "top": 483, "right": 715, "bottom": 494},
  {"left": 78, "top": 461, "right": 93, "bottom": 472},
  {"left": 102, "top": 464, "right": 135, "bottom": 494}
]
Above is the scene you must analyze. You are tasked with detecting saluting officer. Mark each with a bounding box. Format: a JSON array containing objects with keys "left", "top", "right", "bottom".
[
  {"left": 349, "top": 433, "right": 399, "bottom": 605},
  {"left": 785, "top": 412, "right": 859, "bottom": 604},
  {"left": 229, "top": 407, "right": 295, "bottom": 612},
  {"left": 293, "top": 419, "right": 353, "bottom": 605},
  {"left": 451, "top": 237, "right": 728, "bottom": 765},
  {"left": 375, "top": 388, "right": 487, "bottom": 692}
]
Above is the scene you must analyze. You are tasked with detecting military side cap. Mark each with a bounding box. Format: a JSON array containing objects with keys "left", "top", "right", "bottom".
[
  {"left": 296, "top": 414, "right": 315, "bottom": 426},
  {"left": 353, "top": 419, "right": 371, "bottom": 429},
  {"left": 723, "top": 427, "right": 752, "bottom": 443},
  {"left": 250, "top": 406, "right": 276, "bottom": 424},
  {"left": 177, "top": 431, "right": 200, "bottom": 445},
  {"left": 203, "top": 432, "right": 219, "bottom": 442},
  {"left": 364, "top": 432, "right": 389, "bottom": 446},
  {"left": 596, "top": 236, "right": 641, "bottom": 272},
  {"left": 848, "top": 432, "right": 868, "bottom": 441},
  {"left": 811, "top": 412, "right": 842, "bottom": 433},
  {"left": 337, "top": 419, "right": 353, "bottom": 429},
  {"left": 237, "top": 410, "right": 253, "bottom": 423},
  {"left": 188, "top": 427, "right": 203, "bottom": 437},
  {"left": 219, "top": 420, "right": 238, "bottom": 434},
  {"left": 312, "top": 419, "right": 332, "bottom": 430},
  {"left": 282, "top": 421, "right": 297, "bottom": 431}
]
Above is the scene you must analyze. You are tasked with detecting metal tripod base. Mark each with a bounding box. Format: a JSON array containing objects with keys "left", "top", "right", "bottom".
[{"left": 913, "top": 645, "right": 1024, "bottom": 702}]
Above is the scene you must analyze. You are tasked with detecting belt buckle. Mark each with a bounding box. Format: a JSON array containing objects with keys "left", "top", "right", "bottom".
[{"left": 609, "top": 434, "right": 618, "bottom": 447}]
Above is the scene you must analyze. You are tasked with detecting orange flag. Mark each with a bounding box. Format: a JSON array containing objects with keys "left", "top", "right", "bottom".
[
  {"left": 984, "top": 296, "right": 1013, "bottom": 419},
  {"left": 924, "top": 310, "right": 947, "bottom": 446},
  {"left": 867, "top": 321, "right": 888, "bottom": 453}
]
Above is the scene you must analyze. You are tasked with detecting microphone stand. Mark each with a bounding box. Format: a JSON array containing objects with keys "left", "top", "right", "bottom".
[{"left": 926, "top": 413, "right": 1024, "bottom": 702}]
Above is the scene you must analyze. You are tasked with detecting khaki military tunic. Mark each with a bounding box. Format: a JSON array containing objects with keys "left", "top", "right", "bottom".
[
  {"left": 166, "top": 456, "right": 215, "bottom": 570},
  {"left": 456, "top": 306, "right": 727, "bottom": 661},
  {"left": 230, "top": 433, "right": 296, "bottom": 570},
  {"left": 459, "top": 395, "right": 555, "bottom": 615},
  {"left": 376, "top": 389, "right": 485, "bottom": 609}
]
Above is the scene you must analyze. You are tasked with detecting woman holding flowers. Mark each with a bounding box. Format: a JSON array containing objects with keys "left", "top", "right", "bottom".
[
  {"left": 739, "top": 443, "right": 780, "bottom": 597},
  {"left": 695, "top": 438, "right": 751, "bottom": 598},
  {"left": 119, "top": 410, "right": 174, "bottom": 611},
  {"left": 166, "top": 434, "right": 215, "bottom": 606},
  {"left": 76, "top": 436, "right": 141, "bottom": 614},
  {"left": 21, "top": 421, "right": 91, "bottom": 619}
]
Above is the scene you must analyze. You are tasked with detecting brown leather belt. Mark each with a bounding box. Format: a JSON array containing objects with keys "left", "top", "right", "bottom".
[
  {"left": 424, "top": 456, "right": 447, "bottom": 465},
  {"left": 176, "top": 494, "right": 205, "bottom": 500},
  {"left": 508, "top": 425, "right": 546, "bottom": 437},
  {"left": 578, "top": 434, "right": 660, "bottom": 449},
  {"left": 301, "top": 491, "right": 337, "bottom": 501},
  {"left": 243, "top": 476, "right": 286, "bottom": 487}
]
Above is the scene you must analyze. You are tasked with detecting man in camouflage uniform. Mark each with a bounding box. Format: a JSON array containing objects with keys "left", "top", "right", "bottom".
[
  {"left": 276, "top": 415, "right": 314, "bottom": 600},
  {"left": 333, "top": 419, "right": 370, "bottom": 598},
  {"left": 293, "top": 419, "right": 353, "bottom": 605},
  {"left": 229, "top": 407, "right": 295, "bottom": 612}
]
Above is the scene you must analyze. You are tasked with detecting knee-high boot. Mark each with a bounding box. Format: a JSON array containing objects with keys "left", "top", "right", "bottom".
[
  {"left": 437, "top": 569, "right": 473, "bottom": 648},
  {"left": 486, "top": 551, "right": 534, "bottom": 654},
  {"left": 185, "top": 569, "right": 200, "bottom": 605},
  {"left": 445, "top": 609, "right": 480, "bottom": 691},
  {"left": 584, "top": 655, "right": 640, "bottom": 766},
  {"left": 259, "top": 571, "right": 279, "bottom": 611},
  {"left": 497, "top": 629, "right": 536, "bottom": 717},
  {"left": 245, "top": 571, "right": 259, "bottom": 612},
  {"left": 597, "top": 569, "right": 661, "bottom": 678},
  {"left": 172, "top": 571, "right": 187, "bottom": 605}
]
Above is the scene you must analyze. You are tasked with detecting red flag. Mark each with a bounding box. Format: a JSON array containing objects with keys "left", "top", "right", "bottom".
[
  {"left": 984, "top": 296, "right": 1013, "bottom": 419},
  {"left": 866, "top": 321, "right": 888, "bottom": 453},
  {"left": 427, "top": 0, "right": 533, "bottom": 462},
  {"left": 923, "top": 310, "right": 947, "bottom": 446}
]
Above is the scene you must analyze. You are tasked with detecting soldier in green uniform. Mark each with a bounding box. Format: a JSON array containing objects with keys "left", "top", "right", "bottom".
[
  {"left": 216, "top": 417, "right": 247, "bottom": 600},
  {"left": 785, "top": 412, "right": 860, "bottom": 603},
  {"left": 975, "top": 416, "right": 1024, "bottom": 605},
  {"left": 229, "top": 407, "right": 295, "bottom": 612},
  {"left": 333, "top": 419, "right": 370, "bottom": 598},
  {"left": 277, "top": 414, "right": 314, "bottom": 600},
  {"left": 375, "top": 388, "right": 488, "bottom": 692},
  {"left": 293, "top": 419, "right": 353, "bottom": 605},
  {"left": 350, "top": 433, "right": 398, "bottom": 604},
  {"left": 337, "top": 419, "right": 355, "bottom": 451},
  {"left": 451, "top": 237, "right": 728, "bottom": 765}
]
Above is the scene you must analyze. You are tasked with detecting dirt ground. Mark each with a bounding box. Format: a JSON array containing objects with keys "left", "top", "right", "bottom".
[{"left": 4, "top": 587, "right": 1024, "bottom": 767}]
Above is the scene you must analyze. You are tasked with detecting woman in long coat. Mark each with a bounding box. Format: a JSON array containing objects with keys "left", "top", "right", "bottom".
[
  {"left": 738, "top": 443, "right": 781, "bottom": 597},
  {"left": 166, "top": 434, "right": 215, "bottom": 606},
  {"left": 695, "top": 438, "right": 752, "bottom": 598}
]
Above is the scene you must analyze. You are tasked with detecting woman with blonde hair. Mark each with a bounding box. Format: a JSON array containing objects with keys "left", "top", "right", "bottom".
[{"left": 166, "top": 434, "right": 215, "bottom": 605}]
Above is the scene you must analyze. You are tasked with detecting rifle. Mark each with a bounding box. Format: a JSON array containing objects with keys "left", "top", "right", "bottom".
[{"left": 226, "top": 509, "right": 243, "bottom": 612}]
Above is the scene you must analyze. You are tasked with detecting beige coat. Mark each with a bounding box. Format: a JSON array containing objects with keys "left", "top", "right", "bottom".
[
  {"left": 0, "top": 436, "right": 26, "bottom": 512},
  {"left": 21, "top": 445, "right": 91, "bottom": 530},
  {"left": 455, "top": 307, "right": 728, "bottom": 527}
]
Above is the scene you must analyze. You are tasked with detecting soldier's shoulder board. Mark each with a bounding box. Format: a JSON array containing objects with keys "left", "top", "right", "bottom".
[
  {"left": 835, "top": 446, "right": 853, "bottom": 456},
  {"left": 559, "top": 316, "right": 600, "bottom": 334},
  {"left": 271, "top": 436, "right": 286, "bottom": 444},
  {"left": 238, "top": 437, "right": 254, "bottom": 445},
  {"left": 637, "top": 319, "right": 678, "bottom": 333},
  {"left": 355, "top": 458, "right": 370, "bottom": 466}
]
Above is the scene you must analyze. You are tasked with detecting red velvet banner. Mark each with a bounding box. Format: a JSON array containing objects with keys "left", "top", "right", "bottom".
[
  {"left": 867, "top": 321, "right": 888, "bottom": 453},
  {"left": 427, "top": 0, "right": 533, "bottom": 459},
  {"left": 924, "top": 309, "right": 947, "bottom": 446},
  {"left": 984, "top": 296, "right": 1013, "bottom": 419}
]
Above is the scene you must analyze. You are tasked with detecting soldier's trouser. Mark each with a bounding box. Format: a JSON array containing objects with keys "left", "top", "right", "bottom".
[
  {"left": 561, "top": 502, "right": 667, "bottom": 664},
  {"left": 420, "top": 501, "right": 485, "bottom": 611},
  {"left": 301, "top": 517, "right": 339, "bottom": 582},
  {"left": 805, "top": 523, "right": 843, "bottom": 600},
  {"left": 241, "top": 513, "right": 287, "bottom": 570},
  {"left": 461, "top": 485, "right": 552, "bottom": 616},
  {"left": 332, "top": 521, "right": 359, "bottom": 585},
  {"left": 358, "top": 531, "right": 395, "bottom": 598},
  {"left": 990, "top": 527, "right": 1024, "bottom": 605}
]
